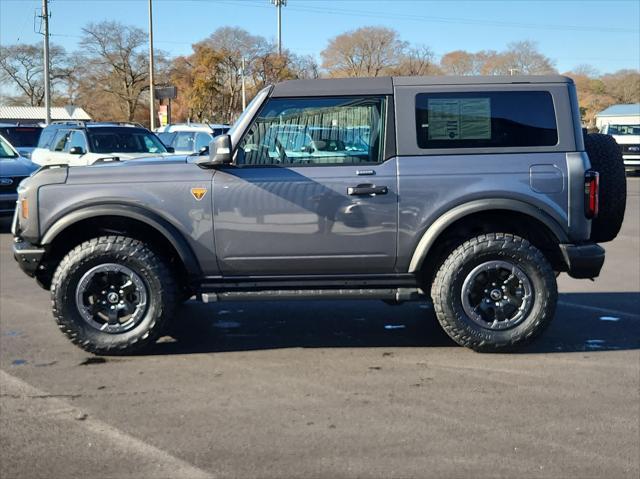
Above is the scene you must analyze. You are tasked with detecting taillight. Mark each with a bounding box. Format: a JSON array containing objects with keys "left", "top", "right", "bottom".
[{"left": 584, "top": 170, "right": 599, "bottom": 219}]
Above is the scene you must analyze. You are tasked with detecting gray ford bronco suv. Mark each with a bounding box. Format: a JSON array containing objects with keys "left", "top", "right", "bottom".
[{"left": 12, "top": 76, "right": 626, "bottom": 354}]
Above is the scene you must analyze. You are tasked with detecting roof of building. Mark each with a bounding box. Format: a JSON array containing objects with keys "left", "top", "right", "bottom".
[
  {"left": 271, "top": 75, "right": 573, "bottom": 97},
  {"left": 596, "top": 104, "right": 640, "bottom": 117},
  {"left": 0, "top": 105, "right": 92, "bottom": 121}
]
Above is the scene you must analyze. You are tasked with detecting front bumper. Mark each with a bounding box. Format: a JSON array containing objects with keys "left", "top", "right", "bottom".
[
  {"left": 13, "top": 239, "right": 45, "bottom": 277},
  {"left": 559, "top": 243, "right": 605, "bottom": 279}
]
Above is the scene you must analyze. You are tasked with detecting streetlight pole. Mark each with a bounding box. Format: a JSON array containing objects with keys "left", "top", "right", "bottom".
[
  {"left": 42, "top": 0, "right": 51, "bottom": 124},
  {"left": 241, "top": 57, "right": 246, "bottom": 110},
  {"left": 271, "top": 0, "right": 286, "bottom": 55},
  {"left": 148, "top": 0, "right": 156, "bottom": 130}
]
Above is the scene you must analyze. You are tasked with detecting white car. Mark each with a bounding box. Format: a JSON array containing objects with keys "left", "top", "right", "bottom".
[
  {"left": 600, "top": 123, "right": 640, "bottom": 173},
  {"left": 31, "top": 122, "right": 174, "bottom": 167},
  {"left": 155, "top": 123, "right": 230, "bottom": 154}
]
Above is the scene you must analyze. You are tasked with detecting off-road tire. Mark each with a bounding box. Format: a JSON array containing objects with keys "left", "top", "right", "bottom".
[
  {"left": 51, "top": 236, "right": 177, "bottom": 355},
  {"left": 430, "top": 233, "right": 557, "bottom": 352},
  {"left": 584, "top": 133, "right": 626, "bottom": 243}
]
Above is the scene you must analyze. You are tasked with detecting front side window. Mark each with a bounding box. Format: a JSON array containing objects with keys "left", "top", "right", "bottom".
[
  {"left": 66, "top": 131, "right": 87, "bottom": 152},
  {"left": 88, "top": 129, "right": 167, "bottom": 154},
  {"left": 237, "top": 96, "right": 385, "bottom": 166},
  {"left": 195, "top": 132, "right": 212, "bottom": 151},
  {"left": 415, "top": 91, "right": 558, "bottom": 149}
]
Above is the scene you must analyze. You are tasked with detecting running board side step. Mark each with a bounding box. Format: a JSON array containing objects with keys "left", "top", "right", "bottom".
[{"left": 201, "top": 288, "right": 425, "bottom": 303}]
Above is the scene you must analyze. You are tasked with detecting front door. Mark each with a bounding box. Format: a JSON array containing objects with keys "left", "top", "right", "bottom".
[{"left": 213, "top": 95, "right": 397, "bottom": 275}]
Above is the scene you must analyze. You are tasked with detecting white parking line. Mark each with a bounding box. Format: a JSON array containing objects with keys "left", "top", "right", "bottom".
[
  {"left": 558, "top": 300, "right": 639, "bottom": 319},
  {"left": 0, "top": 370, "right": 214, "bottom": 479}
]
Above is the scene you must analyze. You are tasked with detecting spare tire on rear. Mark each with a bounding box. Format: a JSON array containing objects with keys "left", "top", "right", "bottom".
[{"left": 584, "top": 133, "right": 626, "bottom": 243}]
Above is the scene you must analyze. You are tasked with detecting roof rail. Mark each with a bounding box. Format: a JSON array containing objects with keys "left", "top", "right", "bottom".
[{"left": 50, "top": 120, "right": 86, "bottom": 126}]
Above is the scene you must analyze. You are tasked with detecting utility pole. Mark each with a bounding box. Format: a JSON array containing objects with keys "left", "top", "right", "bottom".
[
  {"left": 241, "top": 57, "right": 246, "bottom": 110},
  {"left": 148, "top": 0, "right": 156, "bottom": 130},
  {"left": 41, "top": 0, "right": 51, "bottom": 124},
  {"left": 271, "top": 0, "right": 286, "bottom": 55}
]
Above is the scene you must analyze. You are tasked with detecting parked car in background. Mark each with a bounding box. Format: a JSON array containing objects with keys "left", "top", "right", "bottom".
[
  {"left": 596, "top": 104, "right": 640, "bottom": 173},
  {"left": 31, "top": 121, "right": 173, "bottom": 167},
  {"left": 600, "top": 123, "right": 640, "bottom": 173},
  {"left": 156, "top": 123, "right": 230, "bottom": 154},
  {"left": 0, "top": 123, "right": 42, "bottom": 159},
  {"left": 0, "top": 134, "right": 38, "bottom": 216}
]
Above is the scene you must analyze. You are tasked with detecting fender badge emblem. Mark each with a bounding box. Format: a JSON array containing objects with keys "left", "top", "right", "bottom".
[{"left": 191, "top": 187, "right": 208, "bottom": 201}]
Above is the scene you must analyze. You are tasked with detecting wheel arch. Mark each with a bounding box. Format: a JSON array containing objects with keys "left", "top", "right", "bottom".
[
  {"left": 408, "top": 199, "right": 569, "bottom": 274},
  {"left": 39, "top": 205, "right": 201, "bottom": 286}
]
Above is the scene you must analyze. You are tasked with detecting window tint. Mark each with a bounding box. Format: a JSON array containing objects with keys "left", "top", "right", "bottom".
[
  {"left": 415, "top": 91, "right": 557, "bottom": 149},
  {"left": 51, "top": 130, "right": 70, "bottom": 152},
  {"left": 0, "top": 127, "right": 41, "bottom": 147},
  {"left": 157, "top": 132, "right": 176, "bottom": 148},
  {"left": 87, "top": 129, "right": 167, "bottom": 154},
  {"left": 66, "top": 131, "right": 87, "bottom": 152},
  {"left": 237, "top": 96, "right": 384, "bottom": 166}
]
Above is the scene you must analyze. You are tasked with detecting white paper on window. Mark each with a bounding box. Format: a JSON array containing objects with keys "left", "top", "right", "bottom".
[{"left": 427, "top": 98, "right": 491, "bottom": 140}]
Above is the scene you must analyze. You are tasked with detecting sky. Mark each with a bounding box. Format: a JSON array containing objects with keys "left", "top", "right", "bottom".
[{"left": 0, "top": 0, "right": 639, "bottom": 75}]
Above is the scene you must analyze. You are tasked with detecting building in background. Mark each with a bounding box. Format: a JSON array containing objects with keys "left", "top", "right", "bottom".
[{"left": 0, "top": 106, "right": 92, "bottom": 124}]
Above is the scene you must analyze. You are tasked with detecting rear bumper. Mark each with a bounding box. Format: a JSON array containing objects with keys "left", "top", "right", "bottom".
[
  {"left": 13, "top": 239, "right": 45, "bottom": 277},
  {"left": 559, "top": 243, "right": 605, "bottom": 279}
]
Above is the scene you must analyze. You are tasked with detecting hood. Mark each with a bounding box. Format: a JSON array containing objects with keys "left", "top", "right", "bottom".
[{"left": 0, "top": 155, "right": 39, "bottom": 177}]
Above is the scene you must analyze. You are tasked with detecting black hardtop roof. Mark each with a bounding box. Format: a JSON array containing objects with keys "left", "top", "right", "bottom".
[{"left": 271, "top": 75, "right": 573, "bottom": 97}]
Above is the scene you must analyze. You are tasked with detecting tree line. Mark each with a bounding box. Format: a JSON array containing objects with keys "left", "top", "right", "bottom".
[{"left": 1, "top": 23, "right": 638, "bottom": 127}]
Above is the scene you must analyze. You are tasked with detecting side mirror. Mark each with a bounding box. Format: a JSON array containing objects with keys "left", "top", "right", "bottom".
[
  {"left": 198, "top": 145, "right": 209, "bottom": 156},
  {"left": 165, "top": 146, "right": 175, "bottom": 153},
  {"left": 197, "top": 134, "right": 232, "bottom": 167},
  {"left": 69, "top": 146, "right": 85, "bottom": 155}
]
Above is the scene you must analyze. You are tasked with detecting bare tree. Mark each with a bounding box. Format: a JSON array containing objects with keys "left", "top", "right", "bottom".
[
  {"left": 321, "top": 27, "right": 406, "bottom": 77},
  {"left": 395, "top": 46, "right": 440, "bottom": 76},
  {"left": 79, "top": 21, "right": 151, "bottom": 121},
  {"left": 503, "top": 40, "right": 556, "bottom": 75},
  {"left": 440, "top": 50, "right": 477, "bottom": 75},
  {"left": 0, "top": 42, "right": 67, "bottom": 106}
]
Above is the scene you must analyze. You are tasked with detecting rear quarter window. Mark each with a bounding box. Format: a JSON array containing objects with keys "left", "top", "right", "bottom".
[{"left": 415, "top": 91, "right": 558, "bottom": 149}]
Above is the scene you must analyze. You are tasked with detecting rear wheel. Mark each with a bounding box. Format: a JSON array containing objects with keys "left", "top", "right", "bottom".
[
  {"left": 430, "top": 233, "right": 557, "bottom": 352},
  {"left": 51, "top": 236, "right": 177, "bottom": 355}
]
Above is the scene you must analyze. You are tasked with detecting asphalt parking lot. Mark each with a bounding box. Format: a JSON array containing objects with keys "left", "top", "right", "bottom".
[{"left": 1, "top": 179, "right": 638, "bottom": 479}]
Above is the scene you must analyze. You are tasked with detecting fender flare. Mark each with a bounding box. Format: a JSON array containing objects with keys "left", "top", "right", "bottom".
[
  {"left": 41, "top": 204, "right": 201, "bottom": 276},
  {"left": 408, "top": 199, "right": 568, "bottom": 272}
]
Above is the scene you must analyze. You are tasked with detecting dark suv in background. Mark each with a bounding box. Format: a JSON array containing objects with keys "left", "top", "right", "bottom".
[{"left": 0, "top": 123, "right": 42, "bottom": 159}]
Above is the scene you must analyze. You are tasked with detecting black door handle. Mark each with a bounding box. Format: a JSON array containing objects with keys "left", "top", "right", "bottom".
[{"left": 347, "top": 184, "right": 388, "bottom": 196}]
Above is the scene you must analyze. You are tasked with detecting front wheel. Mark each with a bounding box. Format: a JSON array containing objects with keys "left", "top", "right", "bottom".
[
  {"left": 51, "top": 236, "right": 177, "bottom": 355},
  {"left": 430, "top": 233, "right": 557, "bottom": 352}
]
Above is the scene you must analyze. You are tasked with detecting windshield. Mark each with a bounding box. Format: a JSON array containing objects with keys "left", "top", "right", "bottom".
[
  {"left": 0, "top": 127, "right": 41, "bottom": 147},
  {"left": 88, "top": 129, "right": 167, "bottom": 154},
  {"left": 606, "top": 124, "right": 640, "bottom": 135},
  {"left": 0, "top": 136, "right": 18, "bottom": 158}
]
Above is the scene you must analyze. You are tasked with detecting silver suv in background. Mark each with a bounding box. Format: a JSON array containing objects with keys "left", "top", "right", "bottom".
[
  {"left": 12, "top": 76, "right": 626, "bottom": 355},
  {"left": 156, "top": 123, "right": 230, "bottom": 154},
  {"left": 31, "top": 121, "right": 173, "bottom": 167}
]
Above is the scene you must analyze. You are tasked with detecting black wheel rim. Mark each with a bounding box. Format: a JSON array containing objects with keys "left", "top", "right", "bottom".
[
  {"left": 75, "top": 263, "right": 148, "bottom": 333},
  {"left": 461, "top": 260, "right": 533, "bottom": 330}
]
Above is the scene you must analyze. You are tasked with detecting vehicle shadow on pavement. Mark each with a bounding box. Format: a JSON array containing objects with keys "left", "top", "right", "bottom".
[{"left": 151, "top": 292, "right": 640, "bottom": 355}]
